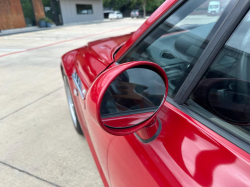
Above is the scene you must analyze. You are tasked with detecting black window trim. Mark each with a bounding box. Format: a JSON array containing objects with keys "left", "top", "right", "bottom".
[
  {"left": 114, "top": 0, "right": 250, "bottom": 153},
  {"left": 76, "top": 4, "right": 93, "bottom": 15}
]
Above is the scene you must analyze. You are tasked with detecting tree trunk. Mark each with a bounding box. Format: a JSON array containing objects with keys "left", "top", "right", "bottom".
[{"left": 142, "top": 0, "right": 146, "bottom": 18}]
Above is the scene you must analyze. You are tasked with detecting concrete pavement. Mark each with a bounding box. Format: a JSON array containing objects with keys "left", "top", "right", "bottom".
[{"left": 0, "top": 18, "right": 145, "bottom": 187}]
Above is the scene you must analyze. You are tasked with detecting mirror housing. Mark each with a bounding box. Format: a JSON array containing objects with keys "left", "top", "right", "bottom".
[{"left": 86, "top": 61, "right": 168, "bottom": 136}]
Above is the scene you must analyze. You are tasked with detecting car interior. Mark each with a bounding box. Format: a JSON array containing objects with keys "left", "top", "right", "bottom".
[
  {"left": 190, "top": 17, "right": 250, "bottom": 134},
  {"left": 118, "top": 0, "right": 250, "bottom": 133},
  {"left": 119, "top": 0, "right": 224, "bottom": 98},
  {"left": 102, "top": 0, "right": 250, "bottom": 134},
  {"left": 120, "top": 21, "right": 216, "bottom": 98},
  {"left": 130, "top": 20, "right": 250, "bottom": 133}
]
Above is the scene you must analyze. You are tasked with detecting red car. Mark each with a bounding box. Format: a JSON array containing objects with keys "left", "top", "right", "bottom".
[{"left": 61, "top": 0, "right": 250, "bottom": 186}]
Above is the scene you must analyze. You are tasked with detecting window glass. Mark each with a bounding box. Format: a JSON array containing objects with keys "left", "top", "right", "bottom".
[
  {"left": 76, "top": 4, "right": 93, "bottom": 15},
  {"left": 119, "top": 0, "right": 234, "bottom": 98},
  {"left": 187, "top": 11, "right": 250, "bottom": 139}
]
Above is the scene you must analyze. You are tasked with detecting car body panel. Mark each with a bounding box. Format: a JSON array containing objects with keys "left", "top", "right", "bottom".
[
  {"left": 62, "top": 33, "right": 134, "bottom": 186},
  {"left": 61, "top": 0, "right": 250, "bottom": 186},
  {"left": 62, "top": 50, "right": 78, "bottom": 77},
  {"left": 66, "top": 73, "right": 112, "bottom": 186},
  {"left": 62, "top": 33, "right": 133, "bottom": 86},
  {"left": 107, "top": 102, "right": 250, "bottom": 187}
]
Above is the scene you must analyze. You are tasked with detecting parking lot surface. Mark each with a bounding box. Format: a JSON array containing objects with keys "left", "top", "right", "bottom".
[{"left": 0, "top": 18, "right": 144, "bottom": 187}]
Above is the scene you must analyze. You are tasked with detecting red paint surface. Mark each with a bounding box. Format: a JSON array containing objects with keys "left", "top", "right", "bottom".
[
  {"left": 75, "top": 33, "right": 133, "bottom": 86},
  {"left": 107, "top": 102, "right": 250, "bottom": 187},
  {"left": 62, "top": 50, "right": 78, "bottom": 76},
  {"left": 61, "top": 0, "right": 250, "bottom": 186},
  {"left": 102, "top": 112, "right": 154, "bottom": 128}
]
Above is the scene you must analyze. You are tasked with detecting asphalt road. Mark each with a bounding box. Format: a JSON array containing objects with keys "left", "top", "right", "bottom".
[{"left": 0, "top": 18, "right": 145, "bottom": 187}]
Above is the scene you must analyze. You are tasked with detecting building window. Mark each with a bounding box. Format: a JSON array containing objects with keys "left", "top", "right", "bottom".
[{"left": 76, "top": 4, "right": 93, "bottom": 15}]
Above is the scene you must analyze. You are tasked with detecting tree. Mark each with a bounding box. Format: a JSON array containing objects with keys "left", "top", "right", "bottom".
[
  {"left": 103, "top": 0, "right": 130, "bottom": 10},
  {"left": 130, "top": 0, "right": 165, "bottom": 18},
  {"left": 21, "top": 0, "right": 35, "bottom": 20},
  {"left": 103, "top": 0, "right": 165, "bottom": 17},
  {"left": 142, "top": 0, "right": 146, "bottom": 18}
]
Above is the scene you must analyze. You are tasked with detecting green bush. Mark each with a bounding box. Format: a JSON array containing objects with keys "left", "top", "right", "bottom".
[
  {"left": 45, "top": 17, "right": 54, "bottom": 24},
  {"left": 39, "top": 17, "right": 46, "bottom": 21}
]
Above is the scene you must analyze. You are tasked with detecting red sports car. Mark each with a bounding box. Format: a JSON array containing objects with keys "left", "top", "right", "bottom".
[{"left": 61, "top": 0, "right": 250, "bottom": 186}]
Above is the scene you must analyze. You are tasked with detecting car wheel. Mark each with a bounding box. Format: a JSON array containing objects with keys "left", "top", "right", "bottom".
[{"left": 63, "top": 74, "right": 83, "bottom": 135}]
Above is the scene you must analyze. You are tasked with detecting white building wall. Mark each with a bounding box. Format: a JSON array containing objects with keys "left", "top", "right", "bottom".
[{"left": 60, "top": 0, "right": 103, "bottom": 25}]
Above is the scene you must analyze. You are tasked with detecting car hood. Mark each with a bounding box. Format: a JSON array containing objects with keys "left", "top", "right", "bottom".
[
  {"left": 73, "top": 33, "right": 133, "bottom": 86},
  {"left": 87, "top": 33, "right": 133, "bottom": 66}
]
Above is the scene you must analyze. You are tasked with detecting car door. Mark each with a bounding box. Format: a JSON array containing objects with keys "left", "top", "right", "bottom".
[
  {"left": 76, "top": 0, "right": 250, "bottom": 186},
  {"left": 105, "top": 0, "right": 250, "bottom": 186}
]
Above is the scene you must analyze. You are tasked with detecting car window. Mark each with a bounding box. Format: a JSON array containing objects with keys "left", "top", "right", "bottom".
[
  {"left": 119, "top": 0, "right": 235, "bottom": 99},
  {"left": 186, "top": 11, "right": 250, "bottom": 142}
]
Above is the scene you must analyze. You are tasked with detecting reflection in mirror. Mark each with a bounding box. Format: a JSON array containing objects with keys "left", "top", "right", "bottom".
[{"left": 100, "top": 67, "right": 166, "bottom": 128}]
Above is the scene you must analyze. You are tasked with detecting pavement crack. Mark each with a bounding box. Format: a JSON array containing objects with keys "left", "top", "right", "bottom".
[
  {"left": 0, "top": 160, "right": 62, "bottom": 187},
  {"left": 0, "top": 87, "right": 63, "bottom": 121}
]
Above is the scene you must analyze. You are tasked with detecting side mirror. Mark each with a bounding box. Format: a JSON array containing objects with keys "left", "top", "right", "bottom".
[{"left": 86, "top": 61, "right": 168, "bottom": 135}]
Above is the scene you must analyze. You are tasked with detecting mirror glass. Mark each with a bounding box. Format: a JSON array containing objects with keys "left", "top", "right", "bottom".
[
  {"left": 208, "top": 79, "right": 250, "bottom": 124},
  {"left": 100, "top": 67, "right": 166, "bottom": 128}
]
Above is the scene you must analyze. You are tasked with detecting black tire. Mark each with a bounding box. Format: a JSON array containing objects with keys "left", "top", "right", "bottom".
[{"left": 63, "top": 73, "right": 83, "bottom": 135}]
